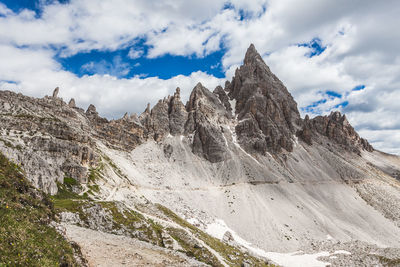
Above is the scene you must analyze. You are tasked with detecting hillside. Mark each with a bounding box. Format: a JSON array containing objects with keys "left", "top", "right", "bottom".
[
  {"left": 0, "top": 152, "right": 84, "bottom": 266},
  {"left": 0, "top": 44, "right": 400, "bottom": 266}
]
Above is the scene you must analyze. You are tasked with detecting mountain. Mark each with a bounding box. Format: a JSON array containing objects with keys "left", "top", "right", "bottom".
[{"left": 1, "top": 44, "right": 400, "bottom": 266}]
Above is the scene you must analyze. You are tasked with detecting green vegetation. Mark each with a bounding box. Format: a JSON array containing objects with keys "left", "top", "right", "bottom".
[
  {"left": 99, "top": 201, "right": 144, "bottom": 224},
  {"left": 88, "top": 162, "right": 105, "bottom": 183},
  {"left": 51, "top": 180, "right": 90, "bottom": 224},
  {"left": 51, "top": 181, "right": 166, "bottom": 247},
  {"left": 63, "top": 177, "right": 78, "bottom": 186},
  {"left": 0, "top": 147, "right": 270, "bottom": 267},
  {"left": 0, "top": 152, "right": 79, "bottom": 266},
  {"left": 98, "top": 202, "right": 165, "bottom": 247},
  {"left": 156, "top": 204, "right": 273, "bottom": 267},
  {"left": 167, "top": 227, "right": 223, "bottom": 266},
  {"left": 377, "top": 255, "right": 400, "bottom": 267},
  {"left": 53, "top": 180, "right": 86, "bottom": 201},
  {"left": 102, "top": 154, "right": 127, "bottom": 178},
  {"left": 87, "top": 165, "right": 104, "bottom": 196}
]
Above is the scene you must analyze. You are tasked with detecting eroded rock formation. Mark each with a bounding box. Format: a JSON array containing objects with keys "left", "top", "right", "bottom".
[{"left": 225, "top": 44, "right": 301, "bottom": 154}]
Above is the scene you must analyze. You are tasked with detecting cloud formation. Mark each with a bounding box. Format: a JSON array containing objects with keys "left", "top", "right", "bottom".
[{"left": 0, "top": 0, "right": 399, "bottom": 153}]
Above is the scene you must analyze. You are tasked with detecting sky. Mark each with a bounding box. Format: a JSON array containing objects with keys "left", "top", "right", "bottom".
[{"left": 0, "top": 0, "right": 399, "bottom": 154}]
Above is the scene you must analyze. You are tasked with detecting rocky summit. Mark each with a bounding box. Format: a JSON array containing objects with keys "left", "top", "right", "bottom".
[{"left": 1, "top": 44, "right": 400, "bottom": 267}]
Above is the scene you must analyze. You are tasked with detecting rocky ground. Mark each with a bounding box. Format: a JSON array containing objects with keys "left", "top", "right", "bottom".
[{"left": 62, "top": 224, "right": 207, "bottom": 267}]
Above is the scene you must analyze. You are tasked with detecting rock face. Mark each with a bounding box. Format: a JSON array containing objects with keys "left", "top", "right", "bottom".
[
  {"left": 213, "top": 85, "right": 232, "bottom": 117},
  {"left": 0, "top": 90, "right": 97, "bottom": 194},
  {"left": 168, "top": 88, "right": 188, "bottom": 135},
  {"left": 225, "top": 44, "right": 301, "bottom": 155},
  {"left": 139, "top": 87, "right": 188, "bottom": 141},
  {"left": 85, "top": 103, "right": 146, "bottom": 151},
  {"left": 296, "top": 114, "right": 313, "bottom": 146},
  {"left": 0, "top": 44, "right": 374, "bottom": 193},
  {"left": 68, "top": 98, "right": 76, "bottom": 108},
  {"left": 185, "top": 83, "right": 230, "bottom": 162},
  {"left": 298, "top": 111, "right": 373, "bottom": 153}
]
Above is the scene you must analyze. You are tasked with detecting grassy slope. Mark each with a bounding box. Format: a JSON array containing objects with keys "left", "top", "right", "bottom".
[{"left": 0, "top": 152, "right": 78, "bottom": 266}]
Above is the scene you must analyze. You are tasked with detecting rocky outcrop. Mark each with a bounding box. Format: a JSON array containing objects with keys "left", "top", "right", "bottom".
[
  {"left": 52, "top": 87, "right": 59, "bottom": 98},
  {"left": 225, "top": 44, "right": 301, "bottom": 155},
  {"left": 85, "top": 103, "right": 146, "bottom": 151},
  {"left": 296, "top": 115, "right": 313, "bottom": 146},
  {"left": 150, "top": 99, "right": 170, "bottom": 141},
  {"left": 185, "top": 83, "right": 230, "bottom": 162},
  {"left": 138, "top": 87, "right": 188, "bottom": 141},
  {"left": 0, "top": 90, "right": 97, "bottom": 194},
  {"left": 68, "top": 98, "right": 76, "bottom": 108},
  {"left": 168, "top": 88, "right": 188, "bottom": 135},
  {"left": 213, "top": 85, "right": 232, "bottom": 117},
  {"left": 301, "top": 111, "right": 373, "bottom": 153}
]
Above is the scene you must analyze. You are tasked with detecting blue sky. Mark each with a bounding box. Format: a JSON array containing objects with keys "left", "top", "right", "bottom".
[
  {"left": 59, "top": 45, "right": 226, "bottom": 79},
  {"left": 2, "top": 0, "right": 226, "bottom": 79},
  {"left": 0, "top": 0, "right": 399, "bottom": 154}
]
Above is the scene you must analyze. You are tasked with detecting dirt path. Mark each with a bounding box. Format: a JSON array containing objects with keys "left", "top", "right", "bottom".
[{"left": 63, "top": 224, "right": 207, "bottom": 267}]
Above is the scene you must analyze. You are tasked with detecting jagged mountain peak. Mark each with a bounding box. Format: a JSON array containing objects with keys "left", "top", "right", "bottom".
[
  {"left": 243, "top": 43, "right": 264, "bottom": 66},
  {"left": 3, "top": 47, "right": 373, "bottom": 168},
  {"left": 82, "top": 45, "right": 372, "bottom": 158},
  {"left": 1, "top": 43, "right": 400, "bottom": 267},
  {"left": 223, "top": 44, "right": 301, "bottom": 154}
]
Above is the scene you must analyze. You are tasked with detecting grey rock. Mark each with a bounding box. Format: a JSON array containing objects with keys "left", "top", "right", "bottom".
[
  {"left": 68, "top": 98, "right": 76, "bottom": 108},
  {"left": 168, "top": 87, "right": 188, "bottom": 135},
  {"left": 308, "top": 111, "right": 373, "bottom": 153},
  {"left": 297, "top": 114, "right": 313, "bottom": 145},
  {"left": 52, "top": 87, "right": 59, "bottom": 98},
  {"left": 213, "top": 85, "right": 232, "bottom": 117},
  {"left": 62, "top": 160, "right": 88, "bottom": 183},
  {"left": 0, "top": 90, "right": 98, "bottom": 194},
  {"left": 163, "top": 144, "right": 173, "bottom": 159},
  {"left": 225, "top": 44, "right": 301, "bottom": 154},
  {"left": 138, "top": 88, "right": 188, "bottom": 141},
  {"left": 60, "top": 212, "right": 81, "bottom": 225},
  {"left": 151, "top": 99, "right": 170, "bottom": 141},
  {"left": 222, "top": 231, "right": 234, "bottom": 243},
  {"left": 0, "top": 44, "right": 376, "bottom": 195},
  {"left": 185, "top": 83, "right": 230, "bottom": 162},
  {"left": 86, "top": 104, "right": 98, "bottom": 115}
]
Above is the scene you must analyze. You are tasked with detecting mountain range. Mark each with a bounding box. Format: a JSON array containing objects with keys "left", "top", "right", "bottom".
[{"left": 1, "top": 44, "right": 400, "bottom": 266}]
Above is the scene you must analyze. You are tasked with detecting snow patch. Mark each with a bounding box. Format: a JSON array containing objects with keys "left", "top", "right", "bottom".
[
  {"left": 206, "top": 219, "right": 332, "bottom": 267},
  {"left": 187, "top": 218, "right": 200, "bottom": 225},
  {"left": 229, "top": 99, "right": 236, "bottom": 117},
  {"left": 206, "top": 219, "right": 253, "bottom": 247},
  {"left": 293, "top": 135, "right": 299, "bottom": 147},
  {"left": 206, "top": 219, "right": 228, "bottom": 240},
  {"left": 264, "top": 251, "right": 331, "bottom": 267},
  {"left": 326, "top": 234, "right": 333, "bottom": 240},
  {"left": 334, "top": 250, "right": 351, "bottom": 255}
]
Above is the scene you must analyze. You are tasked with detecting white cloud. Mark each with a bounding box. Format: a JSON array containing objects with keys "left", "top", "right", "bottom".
[
  {"left": 80, "top": 56, "right": 131, "bottom": 77},
  {"left": 0, "top": 0, "right": 399, "bottom": 153},
  {"left": 0, "top": 3, "right": 13, "bottom": 16},
  {"left": 0, "top": 44, "right": 223, "bottom": 119},
  {"left": 127, "top": 48, "right": 144, "bottom": 59}
]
